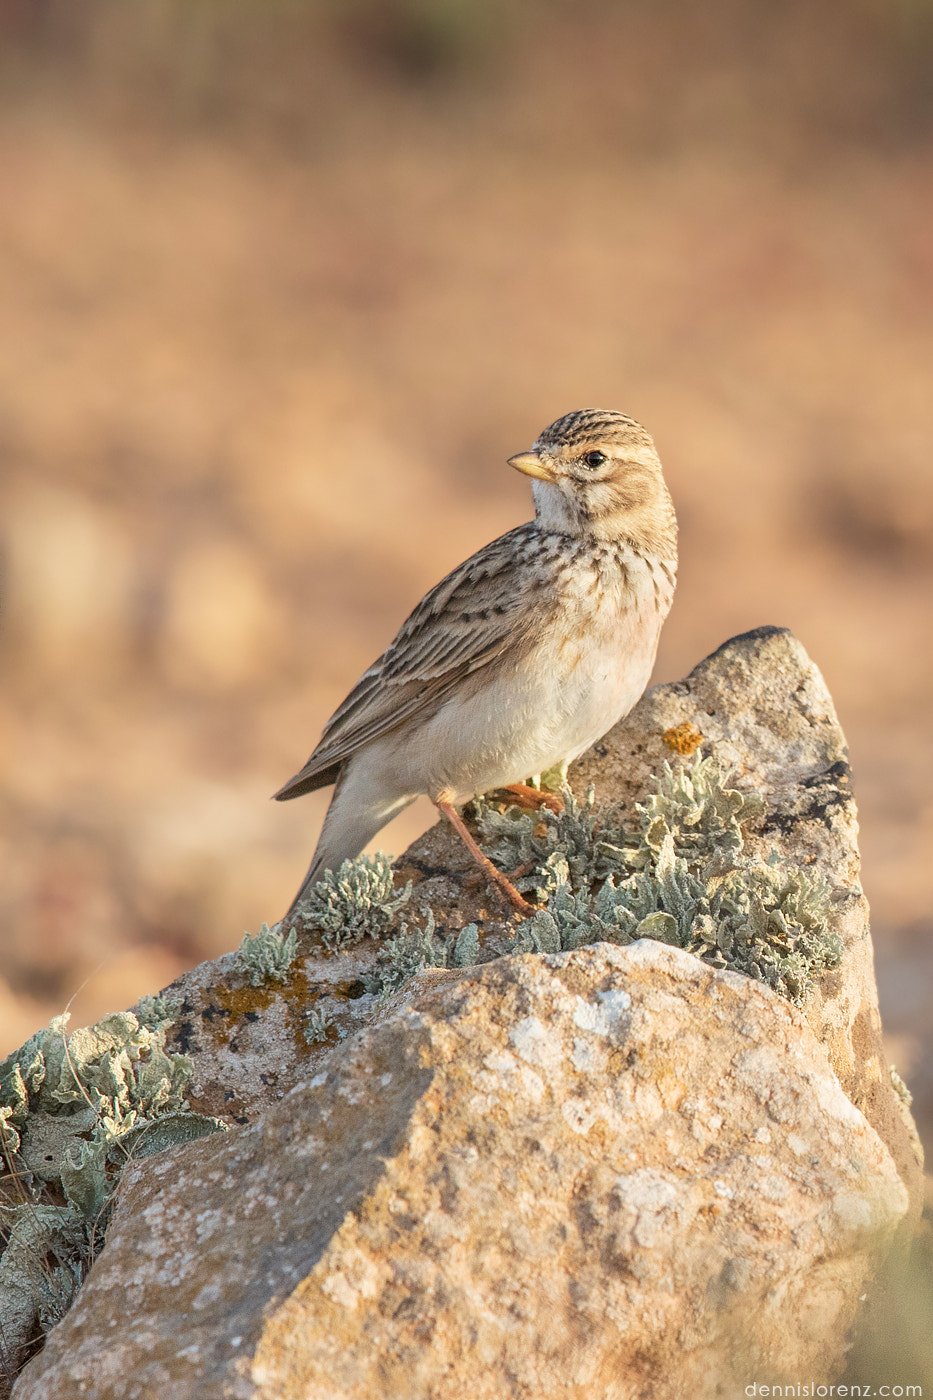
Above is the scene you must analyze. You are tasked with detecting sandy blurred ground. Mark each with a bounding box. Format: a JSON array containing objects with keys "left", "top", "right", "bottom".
[{"left": 0, "top": 0, "right": 931, "bottom": 1147}]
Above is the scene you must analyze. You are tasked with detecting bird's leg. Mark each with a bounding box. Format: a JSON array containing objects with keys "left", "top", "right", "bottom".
[
  {"left": 495, "top": 782, "right": 563, "bottom": 814},
  {"left": 506, "top": 857, "right": 539, "bottom": 882},
  {"left": 434, "top": 800, "right": 536, "bottom": 916}
]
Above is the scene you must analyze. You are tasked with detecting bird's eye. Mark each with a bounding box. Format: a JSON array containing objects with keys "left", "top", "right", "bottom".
[{"left": 581, "top": 450, "right": 607, "bottom": 470}]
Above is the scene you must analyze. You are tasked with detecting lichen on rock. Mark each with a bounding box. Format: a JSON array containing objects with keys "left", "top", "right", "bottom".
[{"left": 7, "top": 942, "right": 916, "bottom": 1400}]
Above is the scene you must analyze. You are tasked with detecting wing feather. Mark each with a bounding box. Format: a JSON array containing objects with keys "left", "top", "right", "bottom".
[{"left": 274, "top": 522, "right": 553, "bottom": 800}]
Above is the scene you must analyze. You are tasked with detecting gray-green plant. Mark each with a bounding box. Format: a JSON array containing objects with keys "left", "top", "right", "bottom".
[
  {"left": 236, "top": 921, "right": 298, "bottom": 985},
  {"left": 292, "top": 853, "right": 412, "bottom": 951},
  {"left": 135, "top": 992, "right": 181, "bottom": 1028},
  {"left": 500, "top": 752, "right": 841, "bottom": 1003},
  {"left": 0, "top": 1006, "right": 225, "bottom": 1380},
  {"left": 302, "top": 1008, "right": 335, "bottom": 1045},
  {"left": 890, "top": 1065, "right": 913, "bottom": 1108},
  {"left": 473, "top": 784, "right": 607, "bottom": 901},
  {"left": 445, "top": 922, "right": 480, "bottom": 969},
  {"left": 367, "top": 910, "right": 445, "bottom": 996},
  {"left": 364, "top": 913, "right": 483, "bottom": 997}
]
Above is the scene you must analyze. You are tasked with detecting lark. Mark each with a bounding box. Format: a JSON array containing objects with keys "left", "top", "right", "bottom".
[{"left": 275, "top": 409, "right": 677, "bottom": 916}]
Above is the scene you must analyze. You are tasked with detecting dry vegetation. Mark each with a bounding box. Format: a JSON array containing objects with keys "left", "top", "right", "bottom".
[{"left": 0, "top": 0, "right": 931, "bottom": 1169}]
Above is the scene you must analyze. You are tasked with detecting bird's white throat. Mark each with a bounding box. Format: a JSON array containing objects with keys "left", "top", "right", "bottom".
[{"left": 531, "top": 478, "right": 586, "bottom": 535}]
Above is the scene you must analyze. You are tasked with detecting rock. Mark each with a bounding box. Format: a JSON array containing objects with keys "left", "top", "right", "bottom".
[
  {"left": 572, "top": 625, "right": 924, "bottom": 1216},
  {"left": 12, "top": 942, "right": 912, "bottom": 1399},
  {"left": 8, "top": 628, "right": 925, "bottom": 1398},
  {"left": 120, "top": 627, "right": 919, "bottom": 1209}
]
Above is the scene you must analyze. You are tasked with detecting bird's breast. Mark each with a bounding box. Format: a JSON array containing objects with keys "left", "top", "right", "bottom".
[
  {"left": 544, "top": 543, "right": 672, "bottom": 735},
  {"left": 370, "top": 541, "right": 674, "bottom": 803}
]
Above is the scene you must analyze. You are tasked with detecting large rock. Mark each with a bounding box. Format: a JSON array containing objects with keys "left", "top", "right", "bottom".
[
  {"left": 572, "top": 625, "right": 923, "bottom": 1209},
  {"left": 11, "top": 942, "right": 912, "bottom": 1400},
  {"left": 9, "top": 628, "right": 925, "bottom": 1397}
]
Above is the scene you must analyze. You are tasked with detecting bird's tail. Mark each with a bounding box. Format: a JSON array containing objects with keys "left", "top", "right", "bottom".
[
  {"left": 281, "top": 772, "right": 419, "bottom": 923},
  {"left": 282, "top": 851, "right": 331, "bottom": 923}
]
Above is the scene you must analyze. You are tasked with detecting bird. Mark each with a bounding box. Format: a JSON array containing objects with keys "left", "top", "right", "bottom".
[{"left": 274, "top": 408, "right": 677, "bottom": 918}]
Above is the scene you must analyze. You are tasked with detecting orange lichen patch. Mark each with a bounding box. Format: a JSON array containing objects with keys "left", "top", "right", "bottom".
[
  {"left": 207, "top": 977, "right": 283, "bottom": 1025},
  {"left": 217, "top": 963, "right": 369, "bottom": 1061},
  {"left": 201, "top": 965, "right": 320, "bottom": 1053},
  {"left": 661, "top": 722, "right": 704, "bottom": 756}
]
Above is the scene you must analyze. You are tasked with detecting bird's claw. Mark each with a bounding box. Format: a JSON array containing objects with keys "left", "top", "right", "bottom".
[{"left": 494, "top": 782, "right": 563, "bottom": 814}]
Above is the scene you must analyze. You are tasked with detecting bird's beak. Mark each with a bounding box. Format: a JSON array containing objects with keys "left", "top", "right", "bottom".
[{"left": 508, "top": 450, "right": 556, "bottom": 482}]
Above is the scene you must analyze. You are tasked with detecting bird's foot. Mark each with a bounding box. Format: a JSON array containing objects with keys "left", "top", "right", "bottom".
[
  {"left": 435, "top": 800, "right": 537, "bottom": 917},
  {"left": 495, "top": 782, "right": 563, "bottom": 814}
]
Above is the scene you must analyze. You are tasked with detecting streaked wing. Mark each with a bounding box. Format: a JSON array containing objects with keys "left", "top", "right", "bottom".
[{"left": 275, "top": 522, "right": 553, "bottom": 797}]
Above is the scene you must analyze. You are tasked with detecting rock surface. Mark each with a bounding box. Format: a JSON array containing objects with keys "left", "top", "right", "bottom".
[
  {"left": 11, "top": 942, "right": 912, "bottom": 1400},
  {"left": 571, "top": 625, "right": 924, "bottom": 1209},
  {"left": 9, "top": 627, "right": 925, "bottom": 1398}
]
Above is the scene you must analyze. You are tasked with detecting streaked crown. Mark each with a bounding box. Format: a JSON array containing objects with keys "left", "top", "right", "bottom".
[{"left": 534, "top": 408, "right": 653, "bottom": 455}]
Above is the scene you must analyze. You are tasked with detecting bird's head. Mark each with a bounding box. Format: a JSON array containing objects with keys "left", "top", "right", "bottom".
[{"left": 508, "top": 408, "right": 676, "bottom": 556}]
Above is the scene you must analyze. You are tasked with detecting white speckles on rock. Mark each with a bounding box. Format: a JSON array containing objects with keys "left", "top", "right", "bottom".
[
  {"left": 319, "top": 1271, "right": 359, "bottom": 1311},
  {"left": 613, "top": 1170, "right": 683, "bottom": 1249},
  {"left": 508, "top": 1015, "right": 563, "bottom": 1072},
  {"left": 476, "top": 1048, "right": 546, "bottom": 1104},
  {"left": 571, "top": 998, "right": 604, "bottom": 1034},
  {"left": 191, "top": 1284, "right": 222, "bottom": 1311},
  {"left": 597, "top": 987, "right": 632, "bottom": 1017},
  {"left": 570, "top": 1036, "right": 599, "bottom": 1071},
  {"left": 193, "top": 1209, "right": 227, "bottom": 1244},
  {"left": 757, "top": 1170, "right": 792, "bottom": 1204},
  {"left": 318, "top": 1247, "right": 383, "bottom": 1312},
  {"left": 560, "top": 1096, "right": 605, "bottom": 1137},
  {"left": 570, "top": 986, "right": 633, "bottom": 1040}
]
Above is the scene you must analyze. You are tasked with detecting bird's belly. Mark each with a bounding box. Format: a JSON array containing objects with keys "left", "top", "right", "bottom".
[{"left": 387, "top": 604, "right": 661, "bottom": 802}]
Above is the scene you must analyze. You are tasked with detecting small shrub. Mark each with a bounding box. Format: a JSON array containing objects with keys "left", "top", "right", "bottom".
[
  {"left": 236, "top": 921, "right": 297, "bottom": 985},
  {"left": 292, "top": 854, "right": 412, "bottom": 951}
]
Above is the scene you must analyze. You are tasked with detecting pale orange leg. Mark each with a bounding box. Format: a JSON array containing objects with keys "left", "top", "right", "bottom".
[
  {"left": 434, "top": 800, "right": 536, "bottom": 916},
  {"left": 496, "top": 782, "right": 563, "bottom": 814},
  {"left": 506, "top": 857, "right": 539, "bottom": 883}
]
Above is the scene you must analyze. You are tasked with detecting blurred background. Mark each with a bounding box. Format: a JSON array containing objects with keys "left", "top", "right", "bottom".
[{"left": 0, "top": 0, "right": 931, "bottom": 1163}]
